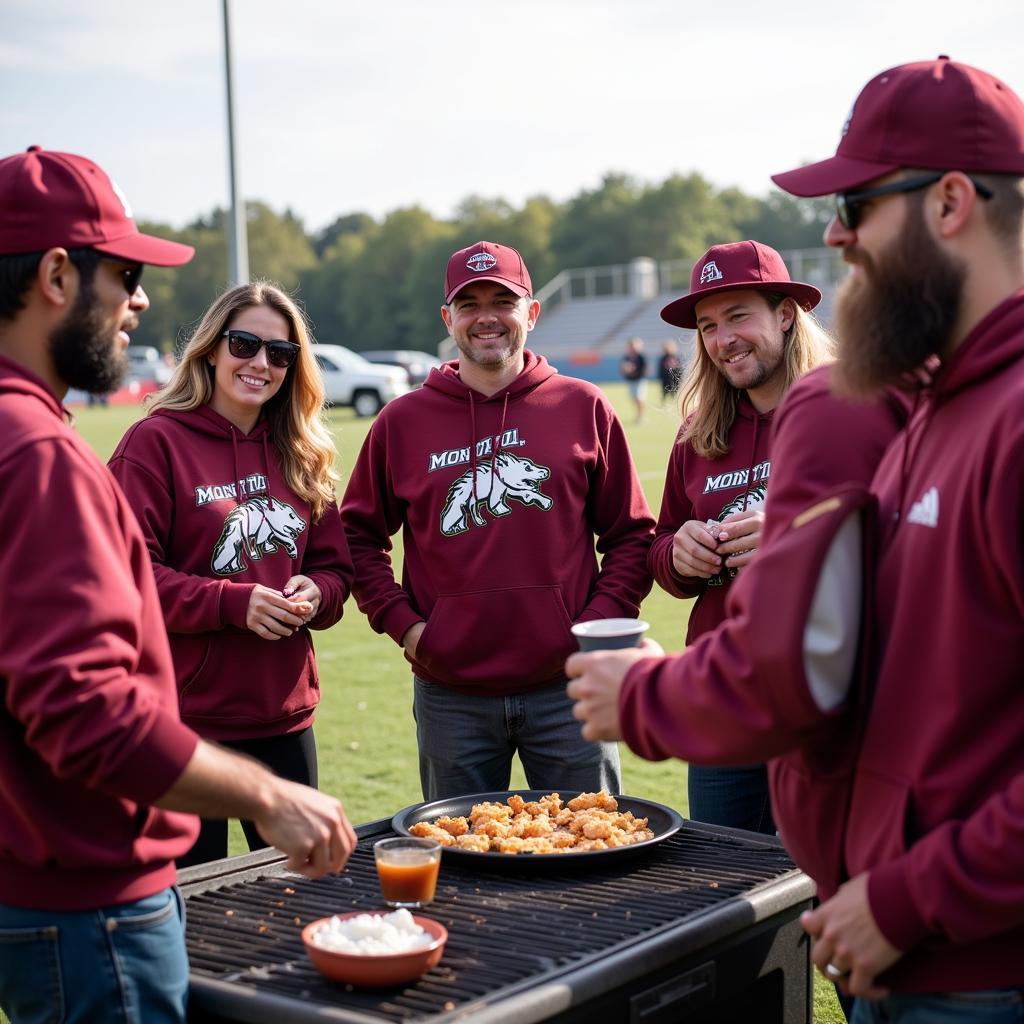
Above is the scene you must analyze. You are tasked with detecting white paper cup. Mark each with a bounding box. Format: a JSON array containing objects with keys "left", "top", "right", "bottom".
[{"left": 571, "top": 618, "right": 650, "bottom": 652}]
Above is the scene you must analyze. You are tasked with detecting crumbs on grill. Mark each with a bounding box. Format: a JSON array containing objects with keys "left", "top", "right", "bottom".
[{"left": 409, "top": 791, "right": 654, "bottom": 854}]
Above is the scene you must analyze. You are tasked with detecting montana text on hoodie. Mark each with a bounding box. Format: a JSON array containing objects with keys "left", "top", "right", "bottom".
[
  {"left": 341, "top": 352, "right": 655, "bottom": 696},
  {"left": 649, "top": 395, "right": 774, "bottom": 645},
  {"left": 109, "top": 405, "right": 354, "bottom": 741}
]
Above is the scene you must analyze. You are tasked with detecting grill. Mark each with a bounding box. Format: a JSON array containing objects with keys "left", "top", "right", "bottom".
[{"left": 181, "top": 817, "right": 814, "bottom": 1023}]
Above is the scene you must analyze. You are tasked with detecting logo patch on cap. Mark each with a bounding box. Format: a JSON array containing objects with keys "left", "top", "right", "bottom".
[
  {"left": 110, "top": 178, "right": 133, "bottom": 219},
  {"left": 699, "top": 261, "right": 723, "bottom": 285},
  {"left": 840, "top": 101, "right": 856, "bottom": 138},
  {"left": 467, "top": 252, "right": 498, "bottom": 273}
]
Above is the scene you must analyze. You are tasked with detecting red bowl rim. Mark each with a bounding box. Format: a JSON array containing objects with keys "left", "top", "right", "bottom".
[{"left": 301, "top": 910, "right": 447, "bottom": 961}]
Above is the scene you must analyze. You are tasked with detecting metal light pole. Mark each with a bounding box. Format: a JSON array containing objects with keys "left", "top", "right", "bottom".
[{"left": 222, "top": 0, "right": 249, "bottom": 285}]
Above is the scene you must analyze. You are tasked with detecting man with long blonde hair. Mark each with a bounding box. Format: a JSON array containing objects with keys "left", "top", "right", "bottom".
[{"left": 650, "top": 239, "right": 832, "bottom": 834}]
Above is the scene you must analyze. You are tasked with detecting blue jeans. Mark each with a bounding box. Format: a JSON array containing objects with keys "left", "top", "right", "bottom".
[
  {"left": 0, "top": 887, "right": 187, "bottom": 1024},
  {"left": 851, "top": 990, "right": 1024, "bottom": 1023},
  {"left": 413, "top": 677, "right": 621, "bottom": 800},
  {"left": 687, "top": 762, "right": 775, "bottom": 834}
]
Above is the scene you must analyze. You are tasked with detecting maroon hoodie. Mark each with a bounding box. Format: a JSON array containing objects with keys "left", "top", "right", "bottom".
[
  {"left": 0, "top": 355, "right": 198, "bottom": 911},
  {"left": 109, "top": 406, "right": 353, "bottom": 741},
  {"left": 845, "top": 292, "right": 1024, "bottom": 991},
  {"left": 341, "top": 352, "right": 654, "bottom": 695},
  {"left": 649, "top": 395, "right": 773, "bottom": 644}
]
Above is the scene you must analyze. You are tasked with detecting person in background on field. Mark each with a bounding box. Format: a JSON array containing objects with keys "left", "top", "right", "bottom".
[
  {"left": 109, "top": 280, "right": 355, "bottom": 867},
  {"left": 652, "top": 240, "right": 833, "bottom": 835},
  {"left": 341, "top": 240, "right": 654, "bottom": 801},
  {"left": 619, "top": 335, "right": 648, "bottom": 423},
  {"left": 0, "top": 146, "right": 356, "bottom": 1024},
  {"left": 658, "top": 338, "right": 682, "bottom": 404}
]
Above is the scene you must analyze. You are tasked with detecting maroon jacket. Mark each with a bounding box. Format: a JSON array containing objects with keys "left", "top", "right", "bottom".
[
  {"left": 0, "top": 356, "right": 198, "bottom": 911},
  {"left": 341, "top": 352, "right": 654, "bottom": 695},
  {"left": 109, "top": 406, "right": 353, "bottom": 741},
  {"left": 847, "top": 293, "right": 1024, "bottom": 991},
  {"left": 649, "top": 396, "right": 773, "bottom": 644}
]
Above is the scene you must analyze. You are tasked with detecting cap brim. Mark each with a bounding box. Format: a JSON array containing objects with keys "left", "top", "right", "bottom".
[
  {"left": 445, "top": 275, "right": 531, "bottom": 304},
  {"left": 771, "top": 154, "right": 900, "bottom": 197},
  {"left": 661, "top": 281, "right": 822, "bottom": 330},
  {"left": 93, "top": 230, "right": 195, "bottom": 267}
]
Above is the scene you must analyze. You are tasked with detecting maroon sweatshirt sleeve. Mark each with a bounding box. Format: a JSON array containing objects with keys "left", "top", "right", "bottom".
[
  {"left": 109, "top": 448, "right": 254, "bottom": 632},
  {"left": 648, "top": 435, "right": 705, "bottom": 600},
  {"left": 576, "top": 400, "right": 655, "bottom": 621},
  {"left": 302, "top": 498, "right": 354, "bottom": 631},
  {"left": 620, "top": 372, "right": 905, "bottom": 766},
  {"left": 0, "top": 439, "right": 198, "bottom": 805},
  {"left": 341, "top": 422, "right": 424, "bottom": 646}
]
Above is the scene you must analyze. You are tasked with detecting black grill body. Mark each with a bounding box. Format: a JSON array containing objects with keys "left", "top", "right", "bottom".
[{"left": 181, "top": 818, "right": 814, "bottom": 1023}]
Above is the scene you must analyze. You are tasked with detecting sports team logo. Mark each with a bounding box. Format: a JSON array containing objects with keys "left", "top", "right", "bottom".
[
  {"left": 699, "top": 260, "right": 723, "bottom": 284},
  {"left": 467, "top": 251, "right": 498, "bottom": 273},
  {"left": 440, "top": 453, "right": 554, "bottom": 536},
  {"left": 211, "top": 495, "right": 307, "bottom": 575}
]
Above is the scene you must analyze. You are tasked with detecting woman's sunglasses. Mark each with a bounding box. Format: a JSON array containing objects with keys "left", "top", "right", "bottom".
[{"left": 222, "top": 329, "right": 300, "bottom": 368}]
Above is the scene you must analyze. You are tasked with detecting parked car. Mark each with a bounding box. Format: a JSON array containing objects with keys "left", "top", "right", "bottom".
[
  {"left": 126, "top": 345, "right": 173, "bottom": 385},
  {"left": 360, "top": 349, "right": 442, "bottom": 387},
  {"left": 313, "top": 344, "right": 410, "bottom": 416}
]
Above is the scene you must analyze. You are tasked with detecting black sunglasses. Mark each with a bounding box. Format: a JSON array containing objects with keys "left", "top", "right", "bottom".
[
  {"left": 836, "top": 172, "right": 994, "bottom": 230},
  {"left": 222, "top": 329, "right": 301, "bottom": 368},
  {"left": 67, "top": 247, "right": 144, "bottom": 297}
]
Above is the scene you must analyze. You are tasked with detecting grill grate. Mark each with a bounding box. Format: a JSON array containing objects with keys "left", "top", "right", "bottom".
[{"left": 184, "top": 822, "right": 802, "bottom": 1022}]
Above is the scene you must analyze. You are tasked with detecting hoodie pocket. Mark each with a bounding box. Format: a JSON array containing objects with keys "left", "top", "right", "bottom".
[
  {"left": 415, "top": 586, "right": 575, "bottom": 690},
  {"left": 844, "top": 767, "right": 913, "bottom": 878},
  {"left": 173, "top": 629, "right": 318, "bottom": 728}
]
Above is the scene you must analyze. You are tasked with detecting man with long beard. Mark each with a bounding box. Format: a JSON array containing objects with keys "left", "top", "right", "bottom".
[
  {"left": 568, "top": 56, "right": 1024, "bottom": 1021},
  {"left": 0, "top": 147, "right": 356, "bottom": 1024}
]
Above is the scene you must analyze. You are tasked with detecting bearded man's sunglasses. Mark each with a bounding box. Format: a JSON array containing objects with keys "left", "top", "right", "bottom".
[
  {"left": 66, "top": 247, "right": 144, "bottom": 297},
  {"left": 222, "top": 329, "right": 301, "bottom": 368},
  {"left": 836, "top": 172, "right": 994, "bottom": 231}
]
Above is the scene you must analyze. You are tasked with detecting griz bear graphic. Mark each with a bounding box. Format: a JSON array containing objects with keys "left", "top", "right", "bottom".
[
  {"left": 211, "top": 494, "right": 307, "bottom": 575},
  {"left": 707, "top": 481, "right": 768, "bottom": 587},
  {"left": 440, "top": 452, "right": 554, "bottom": 536}
]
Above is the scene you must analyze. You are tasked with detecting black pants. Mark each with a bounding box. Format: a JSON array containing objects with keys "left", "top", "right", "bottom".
[{"left": 177, "top": 727, "right": 318, "bottom": 868}]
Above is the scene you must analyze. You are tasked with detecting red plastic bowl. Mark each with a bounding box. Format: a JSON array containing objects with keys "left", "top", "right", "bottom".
[{"left": 301, "top": 910, "right": 448, "bottom": 987}]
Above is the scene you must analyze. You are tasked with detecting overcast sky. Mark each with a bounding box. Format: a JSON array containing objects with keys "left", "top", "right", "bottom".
[{"left": 2, "top": 0, "right": 1020, "bottom": 232}]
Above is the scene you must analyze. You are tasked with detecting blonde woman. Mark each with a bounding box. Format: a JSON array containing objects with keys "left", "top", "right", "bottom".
[
  {"left": 651, "top": 240, "right": 832, "bottom": 834},
  {"left": 109, "top": 281, "right": 353, "bottom": 866}
]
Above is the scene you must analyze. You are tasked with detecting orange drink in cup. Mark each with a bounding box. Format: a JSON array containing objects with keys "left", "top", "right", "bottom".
[{"left": 374, "top": 837, "right": 441, "bottom": 908}]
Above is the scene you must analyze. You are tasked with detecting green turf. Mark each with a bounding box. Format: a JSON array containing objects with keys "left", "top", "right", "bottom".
[{"left": 58, "top": 385, "right": 844, "bottom": 1022}]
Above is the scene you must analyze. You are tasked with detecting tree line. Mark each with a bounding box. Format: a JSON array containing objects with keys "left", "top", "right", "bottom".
[{"left": 133, "top": 172, "right": 833, "bottom": 355}]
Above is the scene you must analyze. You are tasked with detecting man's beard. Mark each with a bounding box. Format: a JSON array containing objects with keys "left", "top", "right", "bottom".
[
  {"left": 49, "top": 278, "right": 128, "bottom": 394},
  {"left": 833, "top": 205, "right": 965, "bottom": 395},
  {"left": 456, "top": 324, "right": 525, "bottom": 369}
]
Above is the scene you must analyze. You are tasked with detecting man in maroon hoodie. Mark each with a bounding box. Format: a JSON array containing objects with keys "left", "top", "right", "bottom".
[
  {"left": 572, "top": 57, "right": 1024, "bottom": 1021},
  {"left": 0, "top": 147, "right": 357, "bottom": 1024},
  {"left": 342, "top": 241, "right": 654, "bottom": 801}
]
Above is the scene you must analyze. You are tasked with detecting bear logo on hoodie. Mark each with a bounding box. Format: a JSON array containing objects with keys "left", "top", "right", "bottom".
[
  {"left": 211, "top": 495, "right": 307, "bottom": 575},
  {"left": 440, "top": 452, "right": 553, "bottom": 536}
]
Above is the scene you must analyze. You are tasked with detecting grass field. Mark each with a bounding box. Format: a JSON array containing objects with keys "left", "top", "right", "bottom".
[{"left": 64, "top": 384, "right": 844, "bottom": 1023}]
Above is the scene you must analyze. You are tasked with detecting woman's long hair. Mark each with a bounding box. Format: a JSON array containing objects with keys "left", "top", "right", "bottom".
[
  {"left": 148, "top": 281, "right": 339, "bottom": 520},
  {"left": 677, "top": 293, "right": 834, "bottom": 459}
]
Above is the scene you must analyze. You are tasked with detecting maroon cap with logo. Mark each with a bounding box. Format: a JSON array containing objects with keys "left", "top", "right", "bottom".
[
  {"left": 660, "top": 240, "right": 821, "bottom": 330},
  {"left": 0, "top": 146, "right": 194, "bottom": 265},
  {"left": 444, "top": 240, "right": 532, "bottom": 303},
  {"left": 773, "top": 56, "right": 1024, "bottom": 197}
]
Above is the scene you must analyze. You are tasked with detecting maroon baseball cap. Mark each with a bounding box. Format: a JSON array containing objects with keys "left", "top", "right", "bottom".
[
  {"left": 660, "top": 241, "right": 821, "bottom": 330},
  {"left": 0, "top": 146, "right": 194, "bottom": 265},
  {"left": 444, "top": 240, "right": 532, "bottom": 303},
  {"left": 773, "top": 56, "right": 1024, "bottom": 197}
]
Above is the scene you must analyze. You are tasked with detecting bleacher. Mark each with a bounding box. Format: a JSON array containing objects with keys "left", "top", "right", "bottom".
[{"left": 447, "top": 249, "right": 846, "bottom": 383}]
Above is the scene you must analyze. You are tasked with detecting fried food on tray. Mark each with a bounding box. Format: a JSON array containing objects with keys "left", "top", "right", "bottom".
[{"left": 408, "top": 791, "right": 654, "bottom": 855}]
